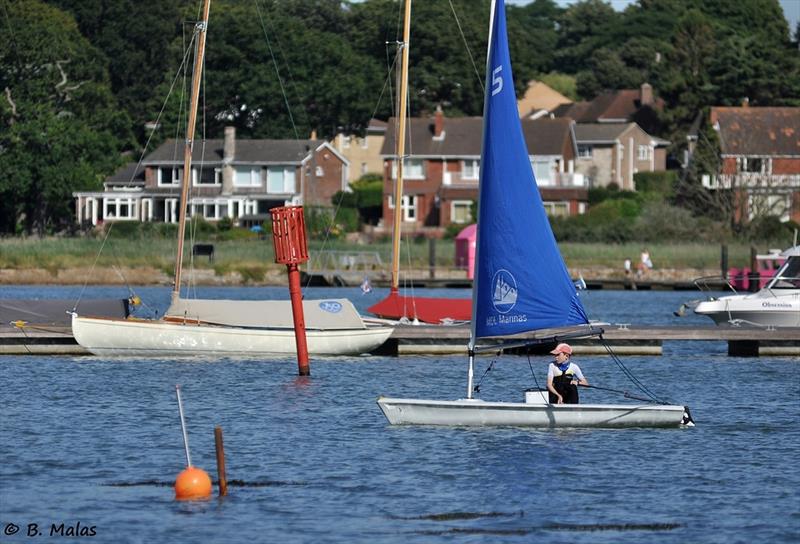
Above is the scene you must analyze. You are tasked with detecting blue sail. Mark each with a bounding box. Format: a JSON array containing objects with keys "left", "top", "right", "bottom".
[{"left": 472, "top": 0, "right": 588, "bottom": 340}]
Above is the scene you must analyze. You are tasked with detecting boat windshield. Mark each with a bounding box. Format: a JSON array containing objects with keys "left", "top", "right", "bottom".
[{"left": 767, "top": 256, "right": 800, "bottom": 289}]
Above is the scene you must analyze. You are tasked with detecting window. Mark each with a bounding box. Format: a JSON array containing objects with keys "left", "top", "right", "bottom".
[
  {"left": 543, "top": 201, "right": 569, "bottom": 217},
  {"left": 451, "top": 200, "right": 472, "bottom": 224},
  {"left": 360, "top": 162, "right": 367, "bottom": 176},
  {"left": 742, "top": 157, "right": 764, "bottom": 173},
  {"left": 361, "top": 137, "right": 368, "bottom": 149},
  {"left": 196, "top": 167, "right": 221, "bottom": 186},
  {"left": 158, "top": 167, "right": 181, "bottom": 186},
  {"left": 637, "top": 145, "right": 650, "bottom": 160},
  {"left": 235, "top": 167, "right": 261, "bottom": 187},
  {"left": 388, "top": 195, "right": 417, "bottom": 221},
  {"left": 342, "top": 136, "right": 351, "bottom": 149},
  {"left": 577, "top": 145, "right": 592, "bottom": 159},
  {"left": 315, "top": 166, "right": 324, "bottom": 177},
  {"left": 531, "top": 160, "right": 552, "bottom": 185},
  {"left": 392, "top": 159, "right": 424, "bottom": 179},
  {"left": 462, "top": 160, "right": 479, "bottom": 179},
  {"left": 267, "top": 166, "right": 296, "bottom": 193},
  {"left": 103, "top": 198, "right": 137, "bottom": 220}
]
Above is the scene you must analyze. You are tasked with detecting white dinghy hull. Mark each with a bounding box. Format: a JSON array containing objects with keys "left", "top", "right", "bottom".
[
  {"left": 377, "top": 397, "right": 689, "bottom": 428},
  {"left": 72, "top": 314, "right": 393, "bottom": 357}
]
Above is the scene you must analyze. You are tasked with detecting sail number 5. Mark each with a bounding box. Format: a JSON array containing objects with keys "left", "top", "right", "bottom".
[{"left": 491, "top": 66, "right": 503, "bottom": 96}]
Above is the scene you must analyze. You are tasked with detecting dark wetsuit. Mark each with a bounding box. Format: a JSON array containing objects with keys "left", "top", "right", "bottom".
[{"left": 548, "top": 362, "right": 582, "bottom": 404}]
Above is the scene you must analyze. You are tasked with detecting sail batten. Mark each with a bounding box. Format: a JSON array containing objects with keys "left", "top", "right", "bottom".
[{"left": 472, "top": 0, "right": 588, "bottom": 342}]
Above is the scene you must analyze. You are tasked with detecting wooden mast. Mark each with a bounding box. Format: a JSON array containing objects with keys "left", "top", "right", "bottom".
[
  {"left": 172, "top": 0, "right": 211, "bottom": 301},
  {"left": 389, "top": 0, "right": 412, "bottom": 294}
]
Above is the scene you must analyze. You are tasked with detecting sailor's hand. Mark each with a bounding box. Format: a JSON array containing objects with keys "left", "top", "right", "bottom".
[{"left": 557, "top": 396, "right": 563, "bottom": 404}]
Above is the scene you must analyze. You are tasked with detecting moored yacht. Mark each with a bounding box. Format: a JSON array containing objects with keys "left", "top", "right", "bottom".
[{"left": 694, "top": 245, "right": 800, "bottom": 328}]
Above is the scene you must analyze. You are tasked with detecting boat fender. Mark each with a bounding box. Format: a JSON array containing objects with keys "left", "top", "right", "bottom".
[{"left": 681, "top": 406, "right": 695, "bottom": 427}]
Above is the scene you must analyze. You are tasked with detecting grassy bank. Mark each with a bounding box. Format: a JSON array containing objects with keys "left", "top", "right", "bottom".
[{"left": 0, "top": 236, "right": 772, "bottom": 274}]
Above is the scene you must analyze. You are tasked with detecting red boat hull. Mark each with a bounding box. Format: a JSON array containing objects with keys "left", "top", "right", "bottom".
[{"left": 367, "top": 292, "right": 471, "bottom": 324}]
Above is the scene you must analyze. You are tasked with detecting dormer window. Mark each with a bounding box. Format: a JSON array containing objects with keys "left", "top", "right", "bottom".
[
  {"left": 741, "top": 157, "right": 764, "bottom": 173},
  {"left": 462, "top": 160, "right": 479, "bottom": 179},
  {"left": 158, "top": 167, "right": 182, "bottom": 186}
]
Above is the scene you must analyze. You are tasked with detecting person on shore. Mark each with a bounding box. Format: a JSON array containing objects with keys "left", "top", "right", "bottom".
[
  {"left": 637, "top": 248, "right": 653, "bottom": 276},
  {"left": 546, "top": 343, "right": 589, "bottom": 404},
  {"left": 624, "top": 257, "right": 632, "bottom": 276}
]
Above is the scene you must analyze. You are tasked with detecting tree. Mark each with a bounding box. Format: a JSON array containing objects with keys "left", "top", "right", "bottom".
[{"left": 0, "top": 0, "right": 131, "bottom": 234}]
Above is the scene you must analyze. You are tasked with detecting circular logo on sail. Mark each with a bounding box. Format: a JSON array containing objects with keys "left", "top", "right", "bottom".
[
  {"left": 491, "top": 269, "right": 518, "bottom": 314},
  {"left": 319, "top": 301, "right": 343, "bottom": 313}
]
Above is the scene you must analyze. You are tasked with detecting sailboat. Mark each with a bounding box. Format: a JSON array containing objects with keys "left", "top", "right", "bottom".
[
  {"left": 377, "top": 0, "right": 692, "bottom": 428},
  {"left": 71, "top": 0, "right": 392, "bottom": 357},
  {"left": 366, "top": 0, "right": 471, "bottom": 325}
]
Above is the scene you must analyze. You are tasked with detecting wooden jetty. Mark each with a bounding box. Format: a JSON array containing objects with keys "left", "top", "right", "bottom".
[{"left": 1, "top": 324, "right": 798, "bottom": 357}]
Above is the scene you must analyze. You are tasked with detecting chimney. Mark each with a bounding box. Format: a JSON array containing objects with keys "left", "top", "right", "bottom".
[
  {"left": 310, "top": 129, "right": 317, "bottom": 140},
  {"left": 742, "top": 97, "right": 749, "bottom": 108},
  {"left": 223, "top": 126, "right": 236, "bottom": 163},
  {"left": 640, "top": 83, "right": 653, "bottom": 106},
  {"left": 434, "top": 105, "right": 444, "bottom": 138}
]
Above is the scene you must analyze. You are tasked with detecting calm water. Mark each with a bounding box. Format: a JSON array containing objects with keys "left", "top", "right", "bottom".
[{"left": 1, "top": 286, "right": 798, "bottom": 543}]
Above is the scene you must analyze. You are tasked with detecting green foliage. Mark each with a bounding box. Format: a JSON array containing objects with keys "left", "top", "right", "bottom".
[
  {"left": 634, "top": 171, "right": 678, "bottom": 195},
  {"left": 217, "top": 216, "right": 233, "bottom": 232},
  {"left": 746, "top": 216, "right": 800, "bottom": 243},
  {"left": 587, "top": 184, "right": 639, "bottom": 206},
  {"left": 0, "top": 0, "right": 133, "bottom": 235},
  {"left": 335, "top": 207, "right": 360, "bottom": 233},
  {"left": 538, "top": 72, "right": 578, "bottom": 101}
]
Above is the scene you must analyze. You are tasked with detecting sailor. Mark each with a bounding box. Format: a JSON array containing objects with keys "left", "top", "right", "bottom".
[{"left": 546, "top": 343, "right": 589, "bottom": 404}]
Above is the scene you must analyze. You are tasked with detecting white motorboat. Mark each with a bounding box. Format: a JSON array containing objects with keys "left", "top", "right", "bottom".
[
  {"left": 376, "top": 0, "right": 692, "bottom": 429},
  {"left": 694, "top": 245, "right": 799, "bottom": 327}
]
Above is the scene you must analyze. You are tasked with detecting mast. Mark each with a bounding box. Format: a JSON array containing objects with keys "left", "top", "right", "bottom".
[
  {"left": 467, "top": 0, "right": 498, "bottom": 399},
  {"left": 389, "top": 0, "right": 412, "bottom": 294},
  {"left": 172, "top": 0, "right": 211, "bottom": 301}
]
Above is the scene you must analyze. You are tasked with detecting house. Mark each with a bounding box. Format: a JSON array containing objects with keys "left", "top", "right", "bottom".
[
  {"left": 74, "top": 127, "right": 349, "bottom": 226},
  {"left": 552, "top": 83, "right": 664, "bottom": 136},
  {"left": 378, "top": 108, "right": 587, "bottom": 235},
  {"left": 331, "top": 118, "right": 387, "bottom": 182},
  {"left": 517, "top": 80, "right": 572, "bottom": 118},
  {"left": 574, "top": 123, "right": 670, "bottom": 190},
  {"left": 705, "top": 106, "right": 800, "bottom": 223}
]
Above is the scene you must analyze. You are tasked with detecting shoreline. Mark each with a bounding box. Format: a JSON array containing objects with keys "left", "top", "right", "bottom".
[{"left": 0, "top": 266, "right": 720, "bottom": 287}]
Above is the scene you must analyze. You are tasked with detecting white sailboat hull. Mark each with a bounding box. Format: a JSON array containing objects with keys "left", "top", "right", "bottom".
[
  {"left": 72, "top": 314, "right": 393, "bottom": 357},
  {"left": 377, "top": 397, "right": 689, "bottom": 428}
]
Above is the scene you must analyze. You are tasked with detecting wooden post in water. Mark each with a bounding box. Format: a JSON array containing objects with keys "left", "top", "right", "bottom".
[
  {"left": 720, "top": 244, "right": 728, "bottom": 279},
  {"left": 214, "top": 426, "right": 228, "bottom": 497},
  {"left": 428, "top": 238, "right": 436, "bottom": 279},
  {"left": 749, "top": 245, "right": 759, "bottom": 292}
]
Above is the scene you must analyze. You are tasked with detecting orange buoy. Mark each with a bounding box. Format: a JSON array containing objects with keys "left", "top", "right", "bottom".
[{"left": 174, "top": 466, "right": 212, "bottom": 500}]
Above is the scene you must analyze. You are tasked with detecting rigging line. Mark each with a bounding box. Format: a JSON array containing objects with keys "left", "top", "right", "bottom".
[
  {"left": 73, "top": 32, "right": 199, "bottom": 311},
  {"left": 447, "top": 0, "right": 485, "bottom": 95},
  {"left": 473, "top": 359, "right": 495, "bottom": 393},
  {"left": 526, "top": 353, "right": 544, "bottom": 391},
  {"left": 252, "top": 0, "right": 310, "bottom": 137},
  {"left": 253, "top": 0, "right": 300, "bottom": 140},
  {"left": 600, "top": 338, "right": 666, "bottom": 403}
]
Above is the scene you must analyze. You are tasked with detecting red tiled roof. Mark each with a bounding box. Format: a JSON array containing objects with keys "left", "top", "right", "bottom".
[{"left": 710, "top": 107, "right": 800, "bottom": 156}]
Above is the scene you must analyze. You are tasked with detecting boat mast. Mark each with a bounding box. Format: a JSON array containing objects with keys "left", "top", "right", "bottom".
[
  {"left": 172, "top": 0, "right": 211, "bottom": 301},
  {"left": 389, "top": 0, "right": 412, "bottom": 294},
  {"left": 467, "top": 0, "right": 499, "bottom": 399}
]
